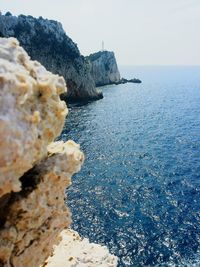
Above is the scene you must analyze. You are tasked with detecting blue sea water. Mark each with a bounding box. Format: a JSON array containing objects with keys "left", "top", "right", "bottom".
[{"left": 59, "top": 66, "right": 200, "bottom": 266}]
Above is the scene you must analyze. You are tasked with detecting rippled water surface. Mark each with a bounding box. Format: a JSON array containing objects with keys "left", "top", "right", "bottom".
[{"left": 60, "top": 66, "right": 200, "bottom": 266}]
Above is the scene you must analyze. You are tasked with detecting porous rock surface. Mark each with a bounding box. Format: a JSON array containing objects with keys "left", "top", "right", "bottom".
[
  {"left": 0, "top": 37, "right": 117, "bottom": 267},
  {"left": 0, "top": 37, "right": 67, "bottom": 197},
  {"left": 0, "top": 13, "right": 102, "bottom": 101},
  {"left": 0, "top": 140, "right": 84, "bottom": 267},
  {"left": 0, "top": 37, "right": 84, "bottom": 266},
  {"left": 87, "top": 51, "right": 120, "bottom": 86}
]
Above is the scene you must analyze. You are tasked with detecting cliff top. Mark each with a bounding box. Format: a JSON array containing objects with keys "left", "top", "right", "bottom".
[
  {"left": 86, "top": 50, "right": 115, "bottom": 62},
  {"left": 0, "top": 12, "right": 80, "bottom": 61},
  {"left": 0, "top": 12, "right": 103, "bottom": 101}
]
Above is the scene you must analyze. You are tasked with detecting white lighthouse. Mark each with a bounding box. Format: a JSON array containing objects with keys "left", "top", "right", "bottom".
[{"left": 102, "top": 41, "right": 104, "bottom": 52}]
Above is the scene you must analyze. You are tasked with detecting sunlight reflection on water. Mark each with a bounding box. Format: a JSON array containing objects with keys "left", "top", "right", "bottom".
[{"left": 60, "top": 66, "right": 200, "bottom": 266}]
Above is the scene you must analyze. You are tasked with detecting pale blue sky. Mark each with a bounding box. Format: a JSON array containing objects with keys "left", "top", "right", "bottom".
[{"left": 1, "top": 0, "right": 200, "bottom": 65}]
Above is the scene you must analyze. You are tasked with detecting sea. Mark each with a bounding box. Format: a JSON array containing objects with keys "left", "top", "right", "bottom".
[{"left": 59, "top": 66, "right": 200, "bottom": 266}]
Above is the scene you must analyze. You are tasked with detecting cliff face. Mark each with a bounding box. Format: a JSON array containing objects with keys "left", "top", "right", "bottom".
[
  {"left": 0, "top": 13, "right": 102, "bottom": 101},
  {"left": 0, "top": 38, "right": 117, "bottom": 267},
  {"left": 87, "top": 51, "right": 121, "bottom": 86}
]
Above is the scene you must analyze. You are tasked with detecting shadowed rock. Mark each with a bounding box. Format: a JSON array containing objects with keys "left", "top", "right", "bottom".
[{"left": 0, "top": 13, "right": 103, "bottom": 102}]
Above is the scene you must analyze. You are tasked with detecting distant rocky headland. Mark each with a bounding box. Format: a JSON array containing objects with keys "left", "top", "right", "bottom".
[
  {"left": 86, "top": 51, "right": 121, "bottom": 86},
  {"left": 0, "top": 12, "right": 102, "bottom": 102},
  {"left": 114, "top": 77, "right": 142, "bottom": 85},
  {"left": 87, "top": 50, "right": 142, "bottom": 86},
  {"left": 0, "top": 12, "right": 141, "bottom": 103}
]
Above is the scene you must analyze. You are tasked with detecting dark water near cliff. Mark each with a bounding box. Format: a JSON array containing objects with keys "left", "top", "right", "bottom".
[{"left": 60, "top": 66, "right": 200, "bottom": 266}]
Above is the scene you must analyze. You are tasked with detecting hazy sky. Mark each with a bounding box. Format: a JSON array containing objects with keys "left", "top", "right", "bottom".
[{"left": 1, "top": 0, "right": 200, "bottom": 65}]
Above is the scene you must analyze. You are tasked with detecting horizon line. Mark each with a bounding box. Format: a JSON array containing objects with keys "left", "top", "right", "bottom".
[{"left": 118, "top": 64, "right": 200, "bottom": 67}]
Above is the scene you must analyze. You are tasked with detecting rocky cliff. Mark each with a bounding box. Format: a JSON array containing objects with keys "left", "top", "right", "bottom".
[
  {"left": 0, "top": 13, "right": 102, "bottom": 101},
  {"left": 87, "top": 51, "right": 121, "bottom": 86},
  {"left": 0, "top": 38, "right": 117, "bottom": 266}
]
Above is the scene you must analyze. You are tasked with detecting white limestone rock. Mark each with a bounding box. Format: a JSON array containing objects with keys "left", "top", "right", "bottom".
[
  {"left": 87, "top": 51, "right": 120, "bottom": 86},
  {"left": 0, "top": 37, "right": 67, "bottom": 197},
  {"left": 43, "top": 229, "right": 118, "bottom": 267}
]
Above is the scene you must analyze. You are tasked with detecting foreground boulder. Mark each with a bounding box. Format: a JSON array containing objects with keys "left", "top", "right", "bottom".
[
  {"left": 0, "top": 37, "right": 68, "bottom": 197},
  {"left": 0, "top": 38, "right": 117, "bottom": 267},
  {"left": 0, "top": 13, "right": 102, "bottom": 101},
  {"left": 0, "top": 140, "right": 84, "bottom": 267}
]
